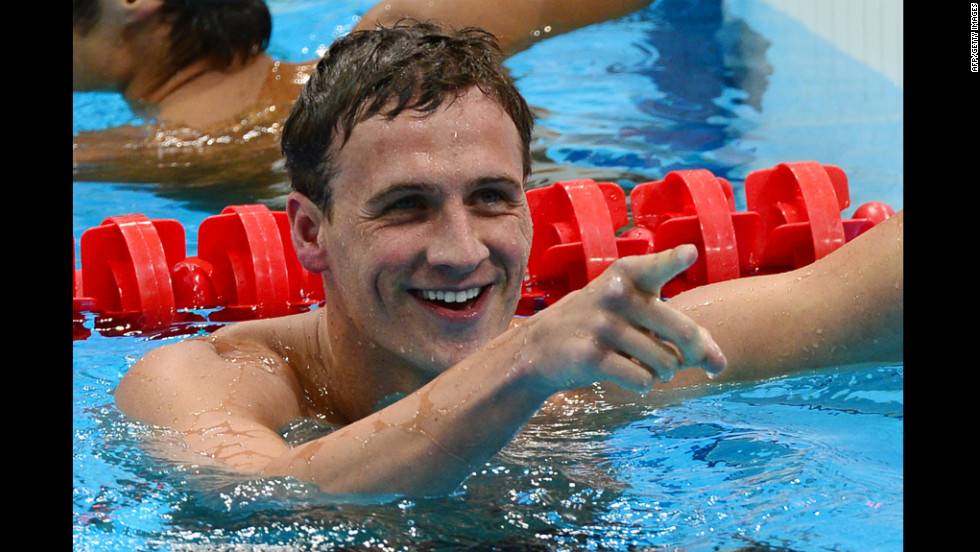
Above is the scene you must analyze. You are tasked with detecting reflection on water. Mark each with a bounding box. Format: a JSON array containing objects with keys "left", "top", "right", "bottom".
[
  {"left": 616, "top": 0, "right": 773, "bottom": 180},
  {"left": 516, "top": 0, "right": 774, "bottom": 194}
]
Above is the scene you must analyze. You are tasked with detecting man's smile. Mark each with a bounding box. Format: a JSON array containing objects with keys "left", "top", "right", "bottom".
[{"left": 411, "top": 286, "right": 488, "bottom": 312}]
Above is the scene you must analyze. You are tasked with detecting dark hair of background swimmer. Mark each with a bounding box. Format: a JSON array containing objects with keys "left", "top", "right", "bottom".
[{"left": 72, "top": 0, "right": 272, "bottom": 71}]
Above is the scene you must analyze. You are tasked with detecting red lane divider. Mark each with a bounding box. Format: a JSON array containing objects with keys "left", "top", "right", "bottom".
[
  {"left": 626, "top": 169, "right": 760, "bottom": 298},
  {"left": 520, "top": 180, "right": 649, "bottom": 313},
  {"left": 745, "top": 161, "right": 847, "bottom": 272},
  {"left": 743, "top": 161, "right": 894, "bottom": 274},
  {"left": 181, "top": 205, "right": 319, "bottom": 321},
  {"left": 79, "top": 214, "right": 186, "bottom": 330},
  {"left": 74, "top": 205, "right": 324, "bottom": 339},
  {"left": 73, "top": 162, "right": 895, "bottom": 338},
  {"left": 519, "top": 161, "right": 893, "bottom": 306}
]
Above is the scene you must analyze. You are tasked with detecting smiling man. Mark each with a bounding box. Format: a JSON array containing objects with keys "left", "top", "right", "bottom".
[{"left": 113, "top": 22, "right": 903, "bottom": 497}]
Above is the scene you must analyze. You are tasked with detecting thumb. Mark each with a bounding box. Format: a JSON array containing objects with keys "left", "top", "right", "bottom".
[{"left": 630, "top": 245, "right": 698, "bottom": 295}]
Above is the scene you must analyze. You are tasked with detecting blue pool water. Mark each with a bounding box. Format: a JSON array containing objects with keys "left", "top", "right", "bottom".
[{"left": 73, "top": 1, "right": 903, "bottom": 550}]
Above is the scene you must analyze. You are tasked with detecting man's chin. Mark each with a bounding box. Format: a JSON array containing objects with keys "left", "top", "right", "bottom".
[{"left": 401, "top": 332, "right": 497, "bottom": 376}]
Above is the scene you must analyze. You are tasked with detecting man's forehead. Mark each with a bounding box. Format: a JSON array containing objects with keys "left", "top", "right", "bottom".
[
  {"left": 322, "top": 87, "right": 530, "bottom": 229},
  {"left": 359, "top": 87, "right": 510, "bottom": 131},
  {"left": 336, "top": 89, "right": 523, "bottom": 172}
]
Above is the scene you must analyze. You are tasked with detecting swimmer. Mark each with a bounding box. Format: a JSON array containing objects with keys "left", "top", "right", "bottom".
[
  {"left": 72, "top": 0, "right": 654, "bottom": 187},
  {"left": 114, "top": 22, "right": 903, "bottom": 497},
  {"left": 72, "top": 0, "right": 312, "bottom": 186}
]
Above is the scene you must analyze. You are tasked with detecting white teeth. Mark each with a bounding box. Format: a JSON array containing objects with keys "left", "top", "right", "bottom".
[{"left": 418, "top": 287, "right": 481, "bottom": 303}]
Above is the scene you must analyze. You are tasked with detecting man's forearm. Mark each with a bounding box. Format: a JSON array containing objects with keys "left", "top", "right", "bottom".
[{"left": 668, "top": 209, "right": 904, "bottom": 387}]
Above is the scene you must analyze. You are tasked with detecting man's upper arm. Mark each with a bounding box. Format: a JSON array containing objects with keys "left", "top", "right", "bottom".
[{"left": 114, "top": 336, "right": 306, "bottom": 472}]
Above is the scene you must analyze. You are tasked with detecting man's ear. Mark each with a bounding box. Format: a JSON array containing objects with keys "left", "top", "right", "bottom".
[
  {"left": 287, "top": 191, "right": 330, "bottom": 274},
  {"left": 116, "top": 0, "right": 164, "bottom": 24}
]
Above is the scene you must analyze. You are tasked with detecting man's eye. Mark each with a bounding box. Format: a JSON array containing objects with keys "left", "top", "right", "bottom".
[
  {"left": 388, "top": 196, "right": 422, "bottom": 211},
  {"left": 476, "top": 189, "right": 505, "bottom": 205}
]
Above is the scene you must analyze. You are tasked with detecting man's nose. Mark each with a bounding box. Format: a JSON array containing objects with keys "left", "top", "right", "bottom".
[{"left": 425, "top": 206, "right": 490, "bottom": 274}]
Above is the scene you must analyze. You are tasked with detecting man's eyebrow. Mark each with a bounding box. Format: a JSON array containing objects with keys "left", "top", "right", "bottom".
[
  {"left": 467, "top": 175, "right": 525, "bottom": 191},
  {"left": 366, "top": 176, "right": 524, "bottom": 205},
  {"left": 365, "top": 182, "right": 441, "bottom": 206}
]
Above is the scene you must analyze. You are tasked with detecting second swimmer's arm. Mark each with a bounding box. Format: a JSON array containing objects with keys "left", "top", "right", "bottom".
[{"left": 354, "top": 0, "right": 654, "bottom": 56}]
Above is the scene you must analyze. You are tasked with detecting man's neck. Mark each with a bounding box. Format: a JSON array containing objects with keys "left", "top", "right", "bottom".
[
  {"left": 123, "top": 54, "right": 278, "bottom": 130},
  {"left": 298, "top": 309, "right": 436, "bottom": 424}
]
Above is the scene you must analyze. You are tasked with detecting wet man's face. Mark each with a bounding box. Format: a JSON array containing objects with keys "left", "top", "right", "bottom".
[{"left": 316, "top": 87, "right": 533, "bottom": 376}]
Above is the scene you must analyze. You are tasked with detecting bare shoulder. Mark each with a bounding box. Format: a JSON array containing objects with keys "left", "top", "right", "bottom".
[
  {"left": 114, "top": 311, "right": 322, "bottom": 431},
  {"left": 260, "top": 60, "right": 316, "bottom": 105}
]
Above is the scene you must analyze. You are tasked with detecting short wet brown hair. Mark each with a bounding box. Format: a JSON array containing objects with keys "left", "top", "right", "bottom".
[{"left": 282, "top": 21, "right": 535, "bottom": 217}]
